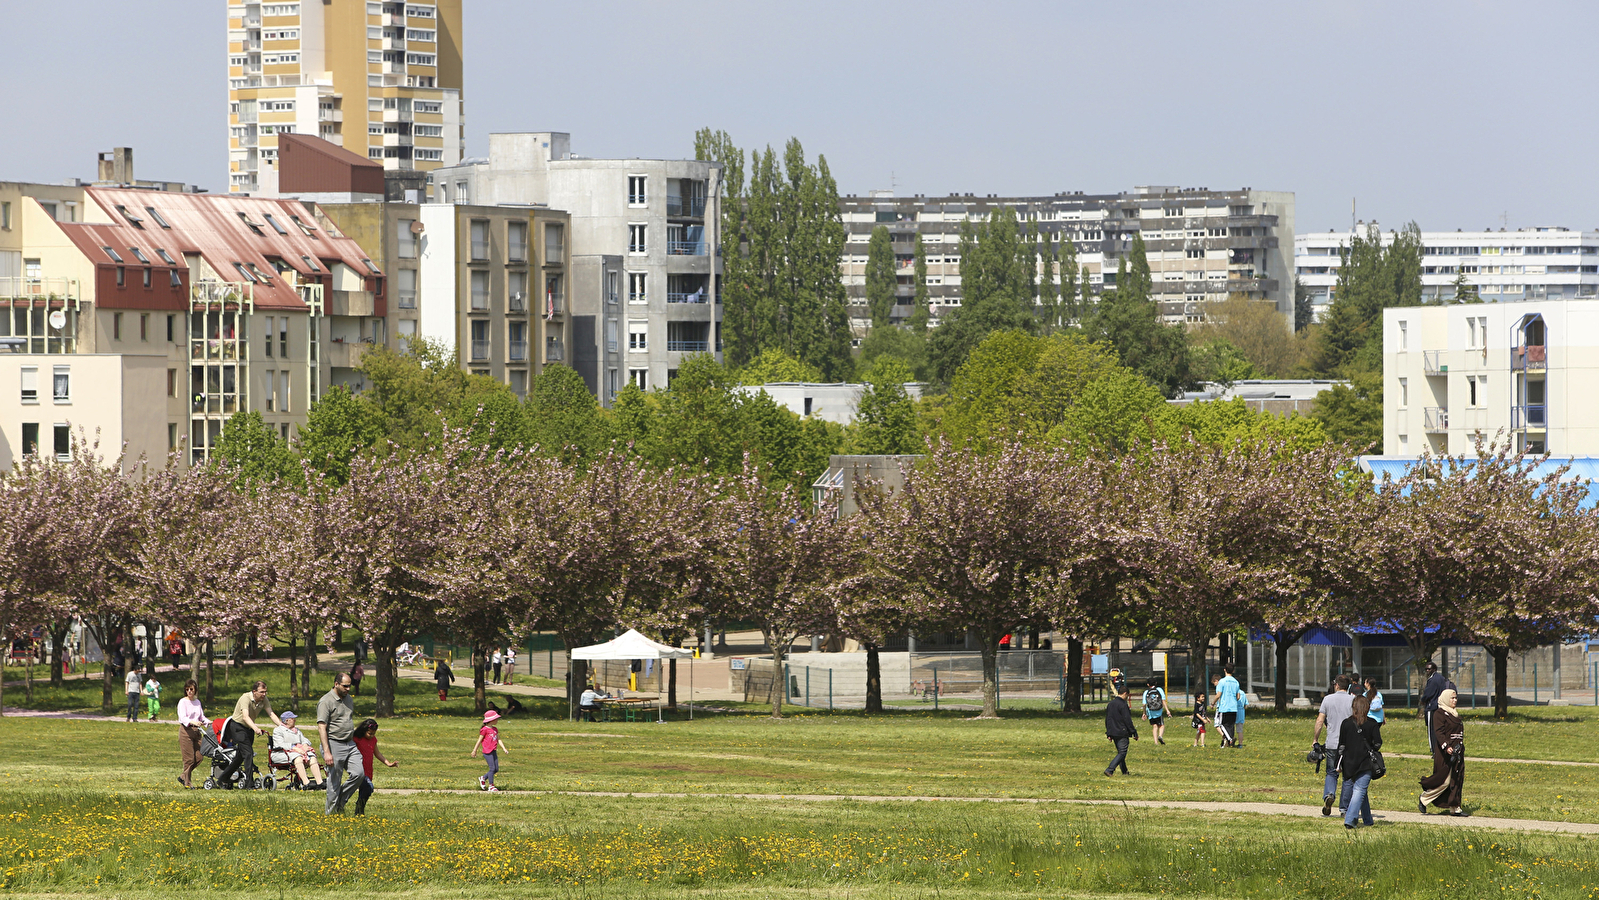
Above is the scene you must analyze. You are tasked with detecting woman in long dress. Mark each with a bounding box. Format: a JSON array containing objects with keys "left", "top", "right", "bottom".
[{"left": 1418, "top": 687, "right": 1466, "bottom": 816}]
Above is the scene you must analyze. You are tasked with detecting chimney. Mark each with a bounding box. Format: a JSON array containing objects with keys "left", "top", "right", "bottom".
[{"left": 96, "top": 147, "right": 134, "bottom": 184}]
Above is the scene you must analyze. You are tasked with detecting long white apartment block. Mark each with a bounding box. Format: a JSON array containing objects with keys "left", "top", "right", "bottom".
[{"left": 1383, "top": 300, "right": 1599, "bottom": 457}]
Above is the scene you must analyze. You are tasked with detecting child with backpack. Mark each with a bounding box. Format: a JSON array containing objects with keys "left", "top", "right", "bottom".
[
  {"left": 1191, "top": 690, "right": 1211, "bottom": 748},
  {"left": 469, "top": 709, "right": 508, "bottom": 792},
  {"left": 1141, "top": 678, "right": 1169, "bottom": 745}
]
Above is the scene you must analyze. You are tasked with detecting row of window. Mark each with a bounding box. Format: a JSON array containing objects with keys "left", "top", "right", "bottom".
[
  {"left": 18, "top": 423, "right": 71, "bottom": 461},
  {"left": 17, "top": 366, "right": 70, "bottom": 404}
]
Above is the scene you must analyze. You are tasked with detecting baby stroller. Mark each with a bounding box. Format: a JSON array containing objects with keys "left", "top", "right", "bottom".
[{"left": 199, "top": 716, "right": 275, "bottom": 790}]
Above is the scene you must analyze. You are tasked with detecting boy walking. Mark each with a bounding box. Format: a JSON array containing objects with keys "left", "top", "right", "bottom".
[
  {"left": 471, "top": 709, "right": 508, "bottom": 792},
  {"left": 1141, "top": 678, "right": 1170, "bottom": 745},
  {"left": 1103, "top": 685, "right": 1139, "bottom": 776},
  {"left": 1215, "top": 664, "right": 1243, "bottom": 748},
  {"left": 124, "top": 667, "right": 143, "bottom": 722}
]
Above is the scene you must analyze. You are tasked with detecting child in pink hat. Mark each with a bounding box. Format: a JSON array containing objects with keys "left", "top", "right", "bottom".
[{"left": 469, "top": 709, "right": 508, "bottom": 791}]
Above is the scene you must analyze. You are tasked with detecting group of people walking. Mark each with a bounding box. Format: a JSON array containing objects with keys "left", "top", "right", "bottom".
[{"left": 1105, "top": 660, "right": 1467, "bottom": 827}]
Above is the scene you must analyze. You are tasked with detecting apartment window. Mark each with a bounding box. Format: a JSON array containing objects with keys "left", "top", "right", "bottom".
[
  {"left": 116, "top": 267, "right": 125, "bottom": 287},
  {"left": 545, "top": 223, "right": 564, "bottom": 260},
  {"left": 264, "top": 316, "right": 275, "bottom": 357},
  {"left": 168, "top": 368, "right": 177, "bottom": 398},
  {"left": 20, "top": 366, "right": 38, "bottom": 403},
  {"left": 1398, "top": 320, "right": 1408, "bottom": 351},
  {"left": 397, "top": 219, "right": 418, "bottom": 258},
  {"left": 53, "top": 424, "right": 70, "bottom": 461},
  {"left": 266, "top": 372, "right": 277, "bottom": 412},
  {"left": 167, "top": 315, "right": 175, "bottom": 342},
  {"left": 413, "top": 149, "right": 442, "bottom": 162},
  {"left": 17, "top": 422, "right": 41, "bottom": 456},
  {"left": 415, "top": 100, "right": 441, "bottom": 114},
  {"left": 140, "top": 314, "right": 149, "bottom": 341},
  {"left": 507, "top": 221, "right": 527, "bottom": 261},
  {"left": 456, "top": 181, "right": 469, "bottom": 204},
  {"left": 168, "top": 423, "right": 178, "bottom": 452},
  {"left": 397, "top": 319, "right": 417, "bottom": 340},
  {"left": 52, "top": 365, "right": 70, "bottom": 403},
  {"left": 605, "top": 319, "right": 619, "bottom": 353},
  {"left": 606, "top": 270, "right": 620, "bottom": 305},
  {"left": 279, "top": 318, "right": 288, "bottom": 358},
  {"left": 628, "top": 272, "right": 647, "bottom": 304},
  {"left": 470, "top": 319, "right": 489, "bottom": 361},
  {"left": 262, "top": 3, "right": 300, "bottom": 14},
  {"left": 142, "top": 268, "right": 152, "bottom": 289},
  {"left": 280, "top": 371, "right": 291, "bottom": 414},
  {"left": 1468, "top": 375, "right": 1487, "bottom": 408},
  {"left": 407, "top": 28, "right": 437, "bottom": 41},
  {"left": 1398, "top": 377, "right": 1408, "bottom": 409},
  {"left": 170, "top": 270, "right": 183, "bottom": 288},
  {"left": 508, "top": 270, "right": 527, "bottom": 311},
  {"left": 628, "top": 224, "right": 647, "bottom": 254},
  {"left": 508, "top": 321, "right": 528, "bottom": 361},
  {"left": 627, "top": 175, "right": 647, "bottom": 206},
  {"left": 470, "top": 270, "right": 490, "bottom": 310},
  {"left": 545, "top": 274, "right": 563, "bottom": 314},
  {"left": 397, "top": 268, "right": 417, "bottom": 308},
  {"left": 628, "top": 321, "right": 648, "bottom": 352},
  {"left": 470, "top": 220, "right": 489, "bottom": 260},
  {"left": 629, "top": 368, "right": 648, "bottom": 390},
  {"left": 1, "top": 201, "right": 10, "bottom": 229}
]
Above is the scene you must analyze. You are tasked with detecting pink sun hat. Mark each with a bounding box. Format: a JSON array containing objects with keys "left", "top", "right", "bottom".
[{"left": 483, "top": 710, "right": 501, "bottom": 724}]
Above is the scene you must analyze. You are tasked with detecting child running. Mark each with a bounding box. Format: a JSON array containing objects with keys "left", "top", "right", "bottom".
[
  {"left": 1191, "top": 690, "right": 1211, "bottom": 748},
  {"left": 470, "top": 709, "right": 508, "bottom": 792}
]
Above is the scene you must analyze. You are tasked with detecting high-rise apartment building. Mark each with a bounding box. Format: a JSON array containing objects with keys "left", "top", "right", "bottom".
[
  {"left": 1297, "top": 227, "right": 1599, "bottom": 323},
  {"left": 227, "top": 0, "right": 463, "bottom": 194},
  {"left": 838, "top": 186, "right": 1294, "bottom": 332}
]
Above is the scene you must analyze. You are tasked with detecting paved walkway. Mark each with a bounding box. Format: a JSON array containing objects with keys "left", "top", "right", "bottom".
[{"left": 377, "top": 787, "right": 1599, "bottom": 835}]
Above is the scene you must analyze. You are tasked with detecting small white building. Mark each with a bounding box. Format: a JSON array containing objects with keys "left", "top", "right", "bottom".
[
  {"left": 0, "top": 348, "right": 168, "bottom": 471},
  {"left": 1383, "top": 300, "right": 1599, "bottom": 456},
  {"left": 737, "top": 382, "right": 926, "bottom": 425}
]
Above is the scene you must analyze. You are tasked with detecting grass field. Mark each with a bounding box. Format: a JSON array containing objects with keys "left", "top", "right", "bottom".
[{"left": 4, "top": 665, "right": 1599, "bottom": 899}]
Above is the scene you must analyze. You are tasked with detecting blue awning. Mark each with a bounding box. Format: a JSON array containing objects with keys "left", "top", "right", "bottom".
[{"left": 1358, "top": 456, "right": 1598, "bottom": 510}]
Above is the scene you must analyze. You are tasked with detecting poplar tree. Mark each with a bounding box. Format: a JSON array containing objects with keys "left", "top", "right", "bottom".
[
  {"left": 909, "top": 234, "right": 931, "bottom": 333},
  {"left": 1037, "top": 229, "right": 1057, "bottom": 332},
  {"left": 865, "top": 225, "right": 897, "bottom": 329},
  {"left": 1059, "top": 238, "right": 1079, "bottom": 325}
]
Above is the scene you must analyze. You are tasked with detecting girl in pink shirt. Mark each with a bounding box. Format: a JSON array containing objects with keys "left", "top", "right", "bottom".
[{"left": 469, "top": 709, "right": 508, "bottom": 791}]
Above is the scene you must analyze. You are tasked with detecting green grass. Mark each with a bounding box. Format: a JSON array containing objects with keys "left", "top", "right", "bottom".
[{"left": 6, "top": 665, "right": 1599, "bottom": 898}]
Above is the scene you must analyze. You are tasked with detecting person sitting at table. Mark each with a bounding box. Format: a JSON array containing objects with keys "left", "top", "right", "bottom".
[{"left": 579, "top": 684, "right": 610, "bottom": 722}]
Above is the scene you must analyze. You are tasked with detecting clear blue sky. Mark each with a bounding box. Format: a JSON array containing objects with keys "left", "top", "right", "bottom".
[{"left": 4, "top": 1, "right": 1594, "bottom": 233}]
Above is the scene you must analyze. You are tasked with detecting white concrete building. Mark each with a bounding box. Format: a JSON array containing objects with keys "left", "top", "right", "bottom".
[
  {"left": 427, "top": 133, "right": 721, "bottom": 404},
  {"left": 1383, "top": 300, "right": 1599, "bottom": 456},
  {"left": 735, "top": 382, "right": 927, "bottom": 425},
  {"left": 1298, "top": 226, "right": 1599, "bottom": 322},
  {"left": 0, "top": 349, "right": 168, "bottom": 471}
]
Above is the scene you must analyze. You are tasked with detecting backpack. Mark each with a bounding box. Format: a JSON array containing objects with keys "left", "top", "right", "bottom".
[{"left": 1143, "top": 688, "right": 1163, "bottom": 713}]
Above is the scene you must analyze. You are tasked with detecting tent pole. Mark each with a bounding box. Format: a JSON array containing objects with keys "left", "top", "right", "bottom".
[{"left": 689, "top": 656, "right": 694, "bottom": 720}]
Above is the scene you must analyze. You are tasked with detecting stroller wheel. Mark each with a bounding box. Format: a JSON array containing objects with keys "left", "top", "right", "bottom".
[
  {"left": 202, "top": 778, "right": 216, "bottom": 790},
  {"left": 263, "top": 775, "right": 276, "bottom": 791}
]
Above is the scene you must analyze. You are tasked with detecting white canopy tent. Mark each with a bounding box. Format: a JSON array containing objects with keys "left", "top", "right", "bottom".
[{"left": 570, "top": 628, "right": 695, "bottom": 721}]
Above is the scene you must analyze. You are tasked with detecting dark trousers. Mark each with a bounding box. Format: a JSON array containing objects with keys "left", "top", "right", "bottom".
[
  {"left": 1105, "top": 737, "right": 1130, "bottom": 775},
  {"left": 1425, "top": 709, "right": 1436, "bottom": 751},
  {"left": 220, "top": 720, "right": 255, "bottom": 786},
  {"left": 580, "top": 703, "right": 602, "bottom": 722},
  {"left": 126, "top": 692, "right": 140, "bottom": 721},
  {"left": 492, "top": 663, "right": 502, "bottom": 683},
  {"left": 1218, "top": 712, "right": 1237, "bottom": 745}
]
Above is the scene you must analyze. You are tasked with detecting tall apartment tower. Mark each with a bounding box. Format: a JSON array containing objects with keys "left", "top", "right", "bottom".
[{"left": 227, "top": 0, "right": 464, "bottom": 194}]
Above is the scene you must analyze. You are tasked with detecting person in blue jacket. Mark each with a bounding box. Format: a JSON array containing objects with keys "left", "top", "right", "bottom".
[{"left": 1215, "top": 663, "right": 1243, "bottom": 748}]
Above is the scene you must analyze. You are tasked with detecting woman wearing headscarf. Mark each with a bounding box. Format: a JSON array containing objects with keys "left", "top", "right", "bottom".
[
  {"left": 434, "top": 658, "right": 456, "bottom": 701},
  {"left": 1337, "top": 695, "right": 1383, "bottom": 829},
  {"left": 1418, "top": 687, "right": 1466, "bottom": 816}
]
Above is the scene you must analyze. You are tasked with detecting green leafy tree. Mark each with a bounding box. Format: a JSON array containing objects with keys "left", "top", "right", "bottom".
[
  {"left": 1188, "top": 294, "right": 1306, "bottom": 378},
  {"left": 210, "top": 411, "right": 301, "bottom": 488},
  {"left": 735, "top": 348, "right": 823, "bottom": 386},
  {"left": 1047, "top": 371, "right": 1170, "bottom": 454},
  {"left": 909, "top": 234, "right": 930, "bottom": 333},
  {"left": 1448, "top": 270, "right": 1483, "bottom": 305},
  {"left": 1036, "top": 229, "right": 1057, "bottom": 331},
  {"left": 1313, "top": 223, "right": 1423, "bottom": 375},
  {"left": 939, "top": 330, "right": 1122, "bottom": 449},
  {"left": 857, "top": 324, "right": 930, "bottom": 383},
  {"left": 1058, "top": 239, "right": 1080, "bottom": 325},
  {"left": 523, "top": 364, "right": 614, "bottom": 464},
  {"left": 1310, "top": 370, "right": 1384, "bottom": 451},
  {"left": 927, "top": 206, "right": 1039, "bottom": 382},
  {"left": 1293, "top": 276, "right": 1314, "bottom": 332},
  {"left": 355, "top": 338, "right": 509, "bottom": 452},
  {"left": 864, "top": 225, "right": 897, "bottom": 329},
  {"left": 299, "top": 385, "right": 384, "bottom": 485},
  {"left": 851, "top": 357, "right": 921, "bottom": 455},
  {"left": 1189, "top": 338, "right": 1258, "bottom": 387},
  {"left": 1083, "top": 234, "right": 1194, "bottom": 397}
]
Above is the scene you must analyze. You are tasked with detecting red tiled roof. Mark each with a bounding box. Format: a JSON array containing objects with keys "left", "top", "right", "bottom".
[{"left": 64, "top": 188, "right": 382, "bottom": 310}]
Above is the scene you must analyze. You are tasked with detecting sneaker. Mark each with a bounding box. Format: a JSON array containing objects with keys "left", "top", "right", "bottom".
[
  {"left": 486, "top": 785, "right": 501, "bottom": 792},
  {"left": 1103, "top": 770, "right": 1114, "bottom": 777},
  {"left": 1157, "top": 738, "right": 1165, "bottom": 745},
  {"left": 1417, "top": 797, "right": 1427, "bottom": 815},
  {"left": 478, "top": 775, "right": 487, "bottom": 791},
  {"left": 1322, "top": 794, "right": 1334, "bottom": 817},
  {"left": 1344, "top": 823, "right": 1355, "bottom": 830}
]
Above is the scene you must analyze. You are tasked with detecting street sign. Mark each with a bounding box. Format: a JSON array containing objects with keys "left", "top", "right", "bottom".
[
  {"left": 1152, "top": 651, "right": 1167, "bottom": 672},
  {"left": 729, "top": 658, "right": 747, "bottom": 670}
]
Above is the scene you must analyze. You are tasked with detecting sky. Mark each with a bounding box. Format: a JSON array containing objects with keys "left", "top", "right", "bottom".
[{"left": 3, "top": 1, "right": 1595, "bottom": 234}]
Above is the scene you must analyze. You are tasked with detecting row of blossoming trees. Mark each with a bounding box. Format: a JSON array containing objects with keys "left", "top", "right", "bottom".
[{"left": 2, "top": 432, "right": 1596, "bottom": 720}]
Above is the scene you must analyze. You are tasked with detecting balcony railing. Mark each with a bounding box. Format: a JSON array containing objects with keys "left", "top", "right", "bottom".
[
  {"left": 470, "top": 240, "right": 489, "bottom": 260},
  {"left": 543, "top": 293, "right": 563, "bottom": 315},
  {"left": 1512, "top": 345, "right": 1547, "bottom": 371},
  {"left": 396, "top": 290, "right": 417, "bottom": 309},
  {"left": 667, "top": 240, "right": 707, "bottom": 256},
  {"left": 1422, "top": 350, "right": 1447, "bottom": 375},
  {"left": 667, "top": 339, "right": 709, "bottom": 352},
  {"left": 667, "top": 291, "right": 709, "bottom": 303},
  {"left": 545, "top": 340, "right": 564, "bottom": 361},
  {"left": 1512, "top": 405, "right": 1548, "bottom": 430},
  {"left": 1423, "top": 406, "right": 1449, "bottom": 432},
  {"left": 666, "top": 197, "right": 706, "bottom": 217},
  {"left": 470, "top": 340, "right": 490, "bottom": 361},
  {"left": 508, "top": 292, "right": 527, "bottom": 313},
  {"left": 508, "top": 340, "right": 528, "bottom": 361}
]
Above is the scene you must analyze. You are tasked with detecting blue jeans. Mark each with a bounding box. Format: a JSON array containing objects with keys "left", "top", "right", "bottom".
[
  {"left": 1323, "top": 748, "right": 1342, "bottom": 801},
  {"left": 483, "top": 750, "right": 499, "bottom": 785},
  {"left": 1104, "top": 737, "right": 1130, "bottom": 775},
  {"left": 1343, "top": 772, "right": 1373, "bottom": 826}
]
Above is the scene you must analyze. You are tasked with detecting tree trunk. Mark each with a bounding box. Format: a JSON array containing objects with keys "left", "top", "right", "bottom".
[
  {"left": 1187, "top": 632, "right": 1209, "bottom": 703},
  {"left": 205, "top": 639, "right": 215, "bottom": 704},
  {"left": 1490, "top": 645, "right": 1511, "bottom": 718},
  {"left": 978, "top": 630, "right": 1000, "bottom": 718},
  {"left": 768, "top": 643, "right": 788, "bottom": 719},
  {"left": 25, "top": 643, "right": 34, "bottom": 704},
  {"left": 1274, "top": 635, "right": 1294, "bottom": 712},
  {"left": 372, "top": 632, "right": 400, "bottom": 718},
  {"left": 1064, "top": 637, "right": 1083, "bottom": 714},
  {"left": 48, "top": 622, "right": 70, "bottom": 688},
  {"left": 1218, "top": 632, "right": 1231, "bottom": 668},
  {"left": 0, "top": 613, "right": 6, "bottom": 715},
  {"left": 864, "top": 643, "right": 882, "bottom": 713},
  {"left": 473, "top": 644, "right": 487, "bottom": 713},
  {"left": 287, "top": 632, "right": 299, "bottom": 705},
  {"left": 568, "top": 656, "right": 589, "bottom": 722},
  {"left": 144, "top": 622, "right": 158, "bottom": 678},
  {"left": 303, "top": 626, "right": 318, "bottom": 698}
]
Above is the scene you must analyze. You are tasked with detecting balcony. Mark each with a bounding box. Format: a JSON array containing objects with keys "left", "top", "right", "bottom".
[
  {"left": 470, "top": 340, "right": 491, "bottom": 361},
  {"left": 237, "top": 111, "right": 258, "bottom": 124},
  {"left": 667, "top": 291, "right": 710, "bottom": 304},
  {"left": 666, "top": 197, "right": 706, "bottom": 218},
  {"left": 319, "top": 109, "right": 343, "bottom": 123},
  {"left": 508, "top": 291, "right": 527, "bottom": 313},
  {"left": 329, "top": 290, "right": 375, "bottom": 317},
  {"left": 666, "top": 339, "right": 709, "bottom": 353},
  {"left": 1512, "top": 405, "right": 1548, "bottom": 430},
  {"left": 1423, "top": 406, "right": 1449, "bottom": 433},
  {"left": 667, "top": 240, "right": 707, "bottom": 256},
  {"left": 1512, "top": 345, "right": 1547, "bottom": 372},
  {"left": 382, "top": 108, "right": 413, "bottom": 123},
  {"left": 545, "top": 339, "right": 564, "bottom": 362},
  {"left": 1422, "top": 350, "right": 1448, "bottom": 375},
  {"left": 327, "top": 340, "right": 373, "bottom": 369},
  {"left": 508, "top": 340, "right": 528, "bottom": 362},
  {"left": 544, "top": 292, "right": 564, "bottom": 315},
  {"left": 382, "top": 133, "right": 413, "bottom": 147}
]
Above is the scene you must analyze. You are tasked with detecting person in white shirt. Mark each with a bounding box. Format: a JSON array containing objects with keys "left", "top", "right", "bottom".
[
  {"left": 176, "top": 679, "right": 206, "bottom": 788},
  {"left": 124, "top": 667, "right": 143, "bottom": 723},
  {"left": 270, "top": 710, "right": 325, "bottom": 788},
  {"left": 491, "top": 649, "right": 503, "bottom": 685},
  {"left": 579, "top": 685, "right": 609, "bottom": 721}
]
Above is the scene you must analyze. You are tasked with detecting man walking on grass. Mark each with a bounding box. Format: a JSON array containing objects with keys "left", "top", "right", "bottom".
[
  {"left": 1312, "top": 674, "right": 1354, "bottom": 817},
  {"left": 1215, "top": 664, "right": 1243, "bottom": 748},
  {"left": 1104, "top": 684, "right": 1138, "bottom": 776},
  {"left": 317, "top": 673, "right": 364, "bottom": 815},
  {"left": 1420, "top": 661, "right": 1448, "bottom": 752}
]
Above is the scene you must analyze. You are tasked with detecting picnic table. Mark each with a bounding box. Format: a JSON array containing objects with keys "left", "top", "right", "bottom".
[{"left": 598, "top": 695, "right": 659, "bottom": 722}]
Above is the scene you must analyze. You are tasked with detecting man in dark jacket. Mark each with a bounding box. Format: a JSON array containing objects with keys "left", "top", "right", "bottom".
[
  {"left": 1419, "top": 661, "right": 1448, "bottom": 751},
  {"left": 1103, "top": 685, "right": 1139, "bottom": 777}
]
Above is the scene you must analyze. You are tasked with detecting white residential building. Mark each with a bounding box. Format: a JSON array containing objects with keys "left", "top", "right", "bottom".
[
  {"left": 1298, "top": 226, "right": 1599, "bottom": 322},
  {"left": 1383, "top": 300, "right": 1599, "bottom": 457}
]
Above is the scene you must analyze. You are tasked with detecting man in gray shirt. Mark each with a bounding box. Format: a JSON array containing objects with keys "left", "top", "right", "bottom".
[
  {"left": 1312, "top": 674, "right": 1355, "bottom": 817},
  {"left": 317, "top": 673, "right": 363, "bottom": 815}
]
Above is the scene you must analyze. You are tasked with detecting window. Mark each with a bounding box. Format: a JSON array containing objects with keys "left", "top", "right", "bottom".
[
  {"left": 280, "top": 371, "right": 291, "bottom": 414},
  {"left": 628, "top": 321, "right": 648, "bottom": 352},
  {"left": 507, "top": 221, "right": 527, "bottom": 261},
  {"left": 261, "top": 3, "right": 300, "bottom": 14},
  {"left": 266, "top": 372, "right": 276, "bottom": 412},
  {"left": 167, "top": 315, "right": 175, "bottom": 342},
  {"left": 470, "top": 319, "right": 489, "bottom": 360},
  {"left": 20, "top": 366, "right": 38, "bottom": 403},
  {"left": 397, "top": 219, "right": 418, "bottom": 258},
  {"left": 155, "top": 248, "right": 177, "bottom": 265},
  {"left": 508, "top": 270, "right": 527, "bottom": 311},
  {"left": 509, "top": 321, "right": 528, "bottom": 361},
  {"left": 116, "top": 205, "right": 145, "bottom": 228},
  {"left": 414, "top": 124, "right": 443, "bottom": 138},
  {"left": 415, "top": 100, "right": 442, "bottom": 114},
  {"left": 605, "top": 319, "right": 618, "bottom": 352},
  {"left": 279, "top": 318, "right": 289, "bottom": 358},
  {"left": 405, "top": 53, "right": 436, "bottom": 66},
  {"left": 168, "top": 368, "right": 177, "bottom": 397},
  {"left": 628, "top": 272, "right": 647, "bottom": 303},
  {"left": 629, "top": 368, "right": 648, "bottom": 390},
  {"left": 470, "top": 220, "right": 488, "bottom": 259},
  {"left": 21, "top": 423, "right": 38, "bottom": 456},
  {"left": 627, "top": 175, "right": 647, "bottom": 206},
  {"left": 397, "top": 268, "right": 417, "bottom": 308},
  {"left": 264, "top": 316, "right": 275, "bottom": 357},
  {"left": 262, "top": 100, "right": 296, "bottom": 112},
  {"left": 102, "top": 246, "right": 124, "bottom": 263},
  {"left": 262, "top": 28, "right": 300, "bottom": 40},
  {"left": 545, "top": 223, "right": 564, "bottom": 260},
  {"left": 1, "top": 201, "right": 9, "bottom": 229},
  {"left": 53, "top": 424, "right": 70, "bottom": 461},
  {"left": 405, "top": 3, "right": 435, "bottom": 17},
  {"left": 406, "top": 28, "right": 436, "bottom": 41},
  {"left": 169, "top": 270, "right": 183, "bottom": 288},
  {"left": 300, "top": 255, "right": 321, "bottom": 272},
  {"left": 263, "top": 213, "right": 289, "bottom": 235},
  {"left": 606, "top": 270, "right": 620, "bottom": 305},
  {"left": 113, "top": 313, "right": 123, "bottom": 341},
  {"left": 470, "top": 270, "right": 489, "bottom": 310},
  {"left": 262, "top": 53, "right": 300, "bottom": 65},
  {"left": 52, "top": 365, "right": 69, "bottom": 403},
  {"left": 413, "top": 148, "right": 442, "bottom": 161},
  {"left": 1398, "top": 377, "right": 1408, "bottom": 409},
  {"left": 628, "top": 224, "right": 647, "bottom": 254},
  {"left": 140, "top": 314, "right": 149, "bottom": 341},
  {"left": 143, "top": 268, "right": 152, "bottom": 289}
]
